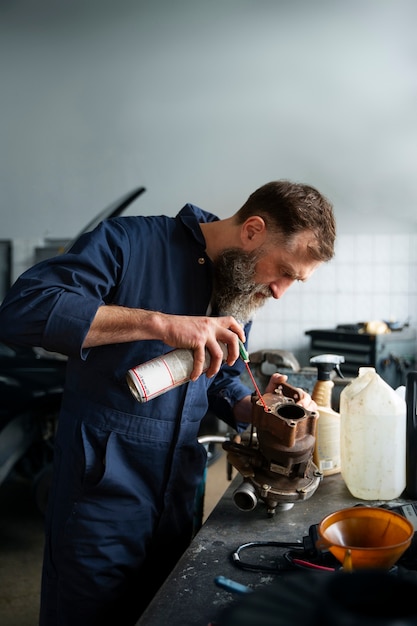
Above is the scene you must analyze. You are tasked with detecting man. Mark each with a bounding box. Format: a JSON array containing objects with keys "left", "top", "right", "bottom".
[{"left": 0, "top": 180, "right": 336, "bottom": 625}]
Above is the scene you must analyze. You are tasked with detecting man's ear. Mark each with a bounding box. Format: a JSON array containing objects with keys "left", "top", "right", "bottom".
[{"left": 241, "top": 216, "right": 267, "bottom": 250}]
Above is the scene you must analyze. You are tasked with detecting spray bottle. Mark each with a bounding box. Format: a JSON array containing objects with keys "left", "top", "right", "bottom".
[
  {"left": 126, "top": 343, "right": 228, "bottom": 403},
  {"left": 310, "top": 354, "right": 345, "bottom": 476}
]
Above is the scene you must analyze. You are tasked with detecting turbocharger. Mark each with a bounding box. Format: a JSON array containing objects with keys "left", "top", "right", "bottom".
[{"left": 223, "top": 383, "right": 322, "bottom": 516}]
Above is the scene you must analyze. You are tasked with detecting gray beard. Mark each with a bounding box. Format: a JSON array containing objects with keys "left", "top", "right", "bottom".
[{"left": 211, "top": 248, "right": 271, "bottom": 323}]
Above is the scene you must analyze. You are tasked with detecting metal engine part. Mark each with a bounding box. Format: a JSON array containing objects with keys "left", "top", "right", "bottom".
[{"left": 224, "top": 386, "right": 322, "bottom": 516}]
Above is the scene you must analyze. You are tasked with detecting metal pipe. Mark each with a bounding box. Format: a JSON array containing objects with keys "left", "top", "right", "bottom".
[{"left": 233, "top": 480, "right": 258, "bottom": 511}]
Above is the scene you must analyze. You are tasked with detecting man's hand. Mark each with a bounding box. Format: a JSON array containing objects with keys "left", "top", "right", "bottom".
[
  {"left": 265, "top": 372, "right": 317, "bottom": 412},
  {"left": 158, "top": 313, "right": 245, "bottom": 380}
]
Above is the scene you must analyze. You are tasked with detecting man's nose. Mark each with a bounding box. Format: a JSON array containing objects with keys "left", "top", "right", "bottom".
[{"left": 269, "top": 279, "right": 295, "bottom": 299}]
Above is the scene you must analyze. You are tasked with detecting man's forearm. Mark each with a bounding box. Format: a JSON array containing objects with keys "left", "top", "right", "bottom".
[
  {"left": 82, "top": 305, "right": 165, "bottom": 348},
  {"left": 232, "top": 395, "right": 253, "bottom": 424}
]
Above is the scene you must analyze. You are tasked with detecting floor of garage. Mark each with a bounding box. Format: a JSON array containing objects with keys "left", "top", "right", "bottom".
[
  {"left": 0, "top": 474, "right": 44, "bottom": 626},
  {"left": 0, "top": 446, "right": 233, "bottom": 626}
]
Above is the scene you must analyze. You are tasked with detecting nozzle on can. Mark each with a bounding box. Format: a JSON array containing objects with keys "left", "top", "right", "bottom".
[{"left": 238, "top": 339, "right": 249, "bottom": 363}]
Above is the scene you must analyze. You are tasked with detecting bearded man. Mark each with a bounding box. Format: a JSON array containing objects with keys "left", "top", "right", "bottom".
[{"left": 0, "top": 180, "right": 336, "bottom": 626}]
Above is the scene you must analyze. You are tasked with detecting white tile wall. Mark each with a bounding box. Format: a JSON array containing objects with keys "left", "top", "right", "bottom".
[{"left": 249, "top": 233, "right": 417, "bottom": 366}]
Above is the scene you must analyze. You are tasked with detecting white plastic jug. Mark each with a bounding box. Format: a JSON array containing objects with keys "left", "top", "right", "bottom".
[{"left": 340, "top": 367, "right": 406, "bottom": 500}]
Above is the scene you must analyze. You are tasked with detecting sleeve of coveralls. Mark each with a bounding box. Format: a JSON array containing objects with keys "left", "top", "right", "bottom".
[
  {"left": 207, "top": 322, "right": 253, "bottom": 432},
  {"left": 0, "top": 220, "right": 130, "bottom": 359}
]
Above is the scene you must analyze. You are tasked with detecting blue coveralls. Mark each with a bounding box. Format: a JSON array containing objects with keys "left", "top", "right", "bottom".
[{"left": 0, "top": 204, "right": 252, "bottom": 625}]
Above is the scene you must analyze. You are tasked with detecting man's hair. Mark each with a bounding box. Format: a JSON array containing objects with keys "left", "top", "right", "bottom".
[{"left": 235, "top": 180, "right": 336, "bottom": 262}]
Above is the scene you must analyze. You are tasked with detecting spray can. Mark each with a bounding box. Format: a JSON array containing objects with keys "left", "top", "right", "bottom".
[
  {"left": 126, "top": 343, "right": 228, "bottom": 403},
  {"left": 340, "top": 367, "right": 406, "bottom": 500},
  {"left": 310, "top": 354, "right": 345, "bottom": 476}
]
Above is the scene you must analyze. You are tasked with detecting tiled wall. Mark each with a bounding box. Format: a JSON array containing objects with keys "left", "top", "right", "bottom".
[
  {"left": 7, "top": 233, "right": 417, "bottom": 368},
  {"left": 249, "top": 233, "right": 417, "bottom": 366}
]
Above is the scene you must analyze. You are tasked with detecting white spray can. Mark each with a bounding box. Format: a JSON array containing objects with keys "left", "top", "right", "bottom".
[{"left": 126, "top": 343, "right": 228, "bottom": 403}]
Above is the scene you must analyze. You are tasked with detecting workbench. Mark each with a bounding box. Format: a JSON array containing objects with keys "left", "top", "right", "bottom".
[{"left": 135, "top": 472, "right": 413, "bottom": 626}]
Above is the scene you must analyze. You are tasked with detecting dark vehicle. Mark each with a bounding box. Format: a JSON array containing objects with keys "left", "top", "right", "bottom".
[
  {"left": 0, "top": 343, "right": 67, "bottom": 511},
  {"left": 0, "top": 186, "right": 146, "bottom": 511}
]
